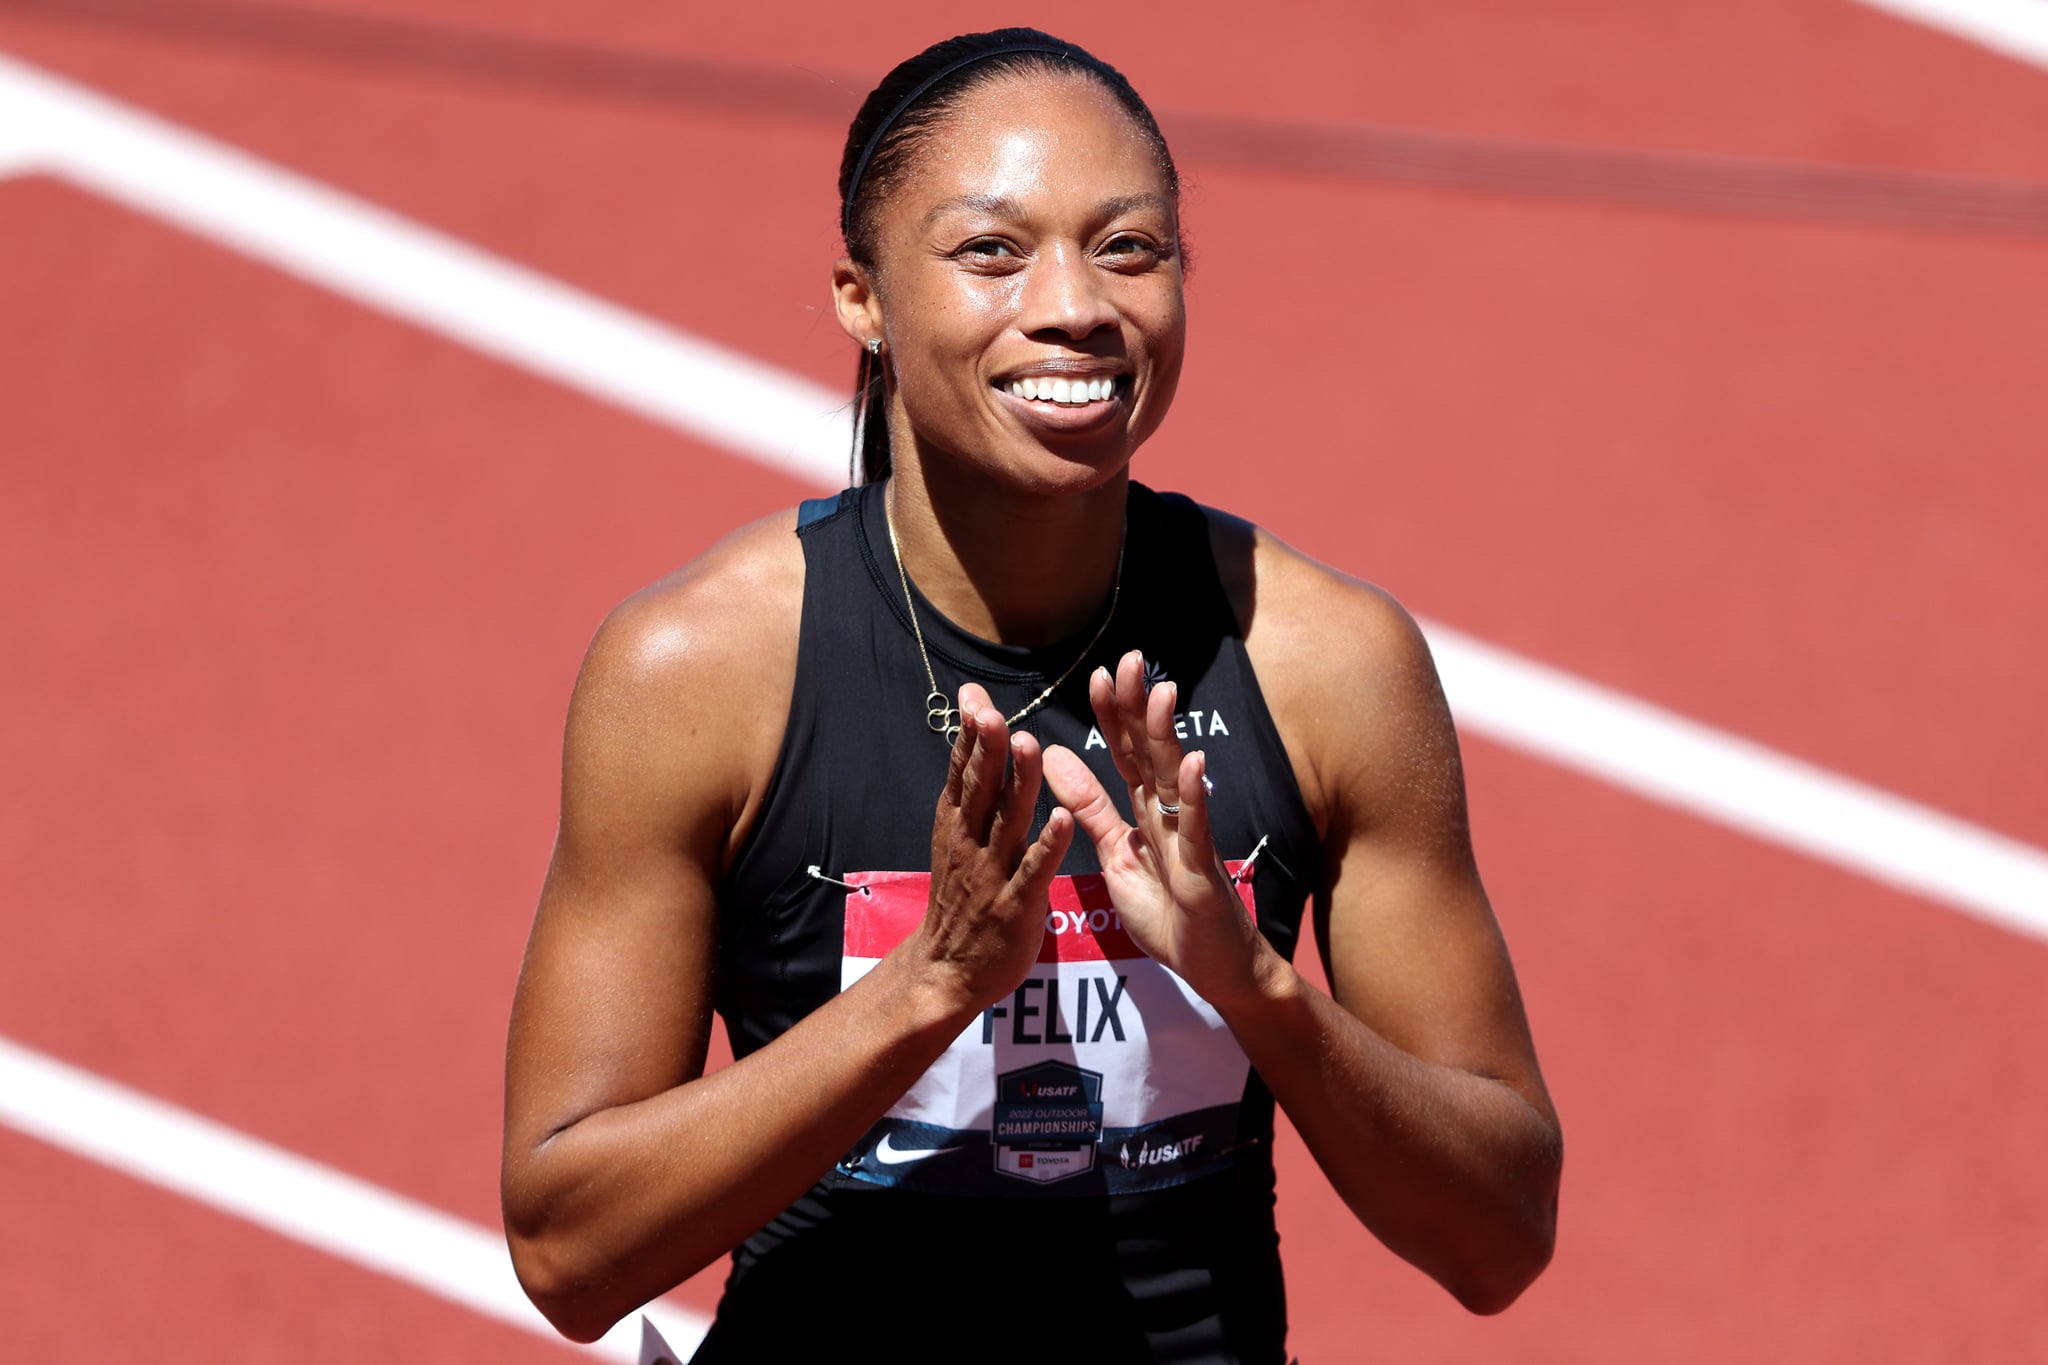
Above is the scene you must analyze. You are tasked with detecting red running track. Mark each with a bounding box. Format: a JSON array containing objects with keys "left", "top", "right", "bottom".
[{"left": 2, "top": 2, "right": 2044, "bottom": 1360}]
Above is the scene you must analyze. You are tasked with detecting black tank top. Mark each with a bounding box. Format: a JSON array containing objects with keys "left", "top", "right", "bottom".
[{"left": 695, "top": 481, "right": 1321, "bottom": 1364}]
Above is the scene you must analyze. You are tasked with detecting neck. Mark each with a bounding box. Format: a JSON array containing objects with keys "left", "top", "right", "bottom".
[{"left": 884, "top": 458, "right": 1128, "bottom": 648}]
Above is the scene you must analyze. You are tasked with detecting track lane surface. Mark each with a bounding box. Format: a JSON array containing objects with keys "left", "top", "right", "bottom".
[
  {"left": 1281, "top": 738, "right": 2048, "bottom": 1362},
  {"left": 0, "top": 1124, "right": 578, "bottom": 1363},
  {"left": 36, "top": 0, "right": 2045, "bottom": 177},
  {"left": 0, "top": 171, "right": 802, "bottom": 1258},
  {"left": 3, "top": 8, "right": 2044, "bottom": 1362}
]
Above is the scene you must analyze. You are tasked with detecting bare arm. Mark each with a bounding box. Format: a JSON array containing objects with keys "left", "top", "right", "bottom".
[
  {"left": 1039, "top": 527, "right": 1560, "bottom": 1314},
  {"left": 500, "top": 524, "right": 1069, "bottom": 1342}
]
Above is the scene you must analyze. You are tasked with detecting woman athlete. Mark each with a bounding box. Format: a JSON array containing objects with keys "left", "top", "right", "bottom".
[{"left": 502, "top": 29, "right": 1561, "bottom": 1363}]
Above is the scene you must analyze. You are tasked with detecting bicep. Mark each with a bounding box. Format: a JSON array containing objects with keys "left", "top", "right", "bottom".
[
  {"left": 503, "top": 611, "right": 741, "bottom": 1157},
  {"left": 1319, "top": 839, "right": 1545, "bottom": 1107},
  {"left": 1313, "top": 605, "right": 1551, "bottom": 1113},
  {"left": 507, "top": 835, "right": 720, "bottom": 1150}
]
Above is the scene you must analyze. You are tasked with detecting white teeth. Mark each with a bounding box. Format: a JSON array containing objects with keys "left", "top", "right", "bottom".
[{"left": 1006, "top": 376, "right": 1120, "bottom": 404}]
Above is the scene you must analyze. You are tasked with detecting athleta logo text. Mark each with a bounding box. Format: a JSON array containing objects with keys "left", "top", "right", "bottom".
[{"left": 1085, "top": 708, "right": 1229, "bottom": 750}]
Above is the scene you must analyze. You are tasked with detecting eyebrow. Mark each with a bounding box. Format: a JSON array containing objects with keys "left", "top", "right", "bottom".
[{"left": 920, "top": 191, "right": 1172, "bottom": 229}]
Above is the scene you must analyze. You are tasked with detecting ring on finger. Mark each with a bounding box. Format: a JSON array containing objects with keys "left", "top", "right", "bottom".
[{"left": 1156, "top": 798, "right": 1182, "bottom": 818}]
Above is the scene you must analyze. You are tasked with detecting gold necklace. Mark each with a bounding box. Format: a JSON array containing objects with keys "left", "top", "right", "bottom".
[{"left": 884, "top": 488, "right": 1124, "bottom": 744}]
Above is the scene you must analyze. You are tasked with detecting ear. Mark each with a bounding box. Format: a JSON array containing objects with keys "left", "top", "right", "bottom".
[{"left": 832, "top": 258, "right": 885, "bottom": 352}]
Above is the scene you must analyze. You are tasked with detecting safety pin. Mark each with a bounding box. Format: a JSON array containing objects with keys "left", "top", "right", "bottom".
[
  {"left": 1230, "top": 834, "right": 1270, "bottom": 885},
  {"left": 807, "top": 865, "right": 873, "bottom": 896}
]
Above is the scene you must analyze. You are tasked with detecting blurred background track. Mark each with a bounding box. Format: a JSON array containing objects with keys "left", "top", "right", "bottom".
[{"left": 2, "top": 3, "right": 2043, "bottom": 1360}]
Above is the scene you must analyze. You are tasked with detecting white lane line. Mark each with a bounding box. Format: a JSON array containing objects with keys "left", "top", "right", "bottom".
[
  {"left": 0, "top": 1035, "right": 710, "bottom": 1360},
  {"left": 0, "top": 52, "right": 850, "bottom": 488},
  {"left": 0, "top": 144, "right": 46, "bottom": 177},
  {"left": 1855, "top": 0, "right": 2048, "bottom": 72},
  {"left": 1428, "top": 624, "right": 2048, "bottom": 942},
  {"left": 0, "top": 110, "right": 49, "bottom": 178},
  {"left": 1, "top": 50, "right": 2042, "bottom": 945}
]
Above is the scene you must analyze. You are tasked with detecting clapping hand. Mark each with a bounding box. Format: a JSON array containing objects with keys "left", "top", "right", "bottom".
[
  {"left": 909, "top": 683, "right": 1074, "bottom": 1014},
  {"left": 1041, "top": 651, "right": 1272, "bottom": 1008}
]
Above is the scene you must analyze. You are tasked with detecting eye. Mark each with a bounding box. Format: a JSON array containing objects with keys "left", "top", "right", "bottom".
[
  {"left": 958, "top": 237, "right": 1022, "bottom": 260},
  {"left": 1099, "top": 235, "right": 1165, "bottom": 270}
]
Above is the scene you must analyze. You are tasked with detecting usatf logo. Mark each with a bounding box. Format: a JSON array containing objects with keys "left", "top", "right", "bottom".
[
  {"left": 1119, "top": 1133, "right": 1206, "bottom": 1169},
  {"left": 993, "top": 1059, "right": 1104, "bottom": 1185}
]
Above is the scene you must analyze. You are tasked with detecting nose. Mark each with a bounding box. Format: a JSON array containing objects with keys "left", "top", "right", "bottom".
[{"left": 1020, "top": 243, "right": 1117, "bottom": 342}]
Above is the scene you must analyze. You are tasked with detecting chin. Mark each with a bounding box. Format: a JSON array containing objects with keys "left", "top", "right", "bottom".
[
  {"left": 902, "top": 402, "right": 1153, "bottom": 499},
  {"left": 998, "top": 436, "right": 1140, "bottom": 498}
]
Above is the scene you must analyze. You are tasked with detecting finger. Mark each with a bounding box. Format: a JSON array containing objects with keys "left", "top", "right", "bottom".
[
  {"left": 1175, "top": 749, "right": 1216, "bottom": 869},
  {"left": 1011, "top": 806, "right": 1074, "bottom": 910},
  {"left": 1112, "top": 651, "right": 1156, "bottom": 792},
  {"left": 989, "top": 729, "right": 1044, "bottom": 862},
  {"left": 954, "top": 684, "right": 1008, "bottom": 838},
  {"left": 958, "top": 681, "right": 996, "bottom": 722},
  {"left": 1088, "top": 665, "right": 1143, "bottom": 789},
  {"left": 1147, "top": 680, "right": 1186, "bottom": 819},
  {"left": 1040, "top": 744, "right": 1131, "bottom": 861},
  {"left": 940, "top": 700, "right": 978, "bottom": 809}
]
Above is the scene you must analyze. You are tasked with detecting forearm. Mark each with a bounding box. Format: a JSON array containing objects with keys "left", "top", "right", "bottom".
[
  {"left": 1218, "top": 950, "right": 1562, "bottom": 1313},
  {"left": 504, "top": 952, "right": 971, "bottom": 1341}
]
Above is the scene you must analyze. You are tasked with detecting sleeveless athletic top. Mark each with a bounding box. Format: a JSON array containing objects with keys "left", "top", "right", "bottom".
[{"left": 692, "top": 481, "right": 1322, "bottom": 1364}]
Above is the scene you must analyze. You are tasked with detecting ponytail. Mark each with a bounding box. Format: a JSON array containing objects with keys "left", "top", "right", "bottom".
[{"left": 852, "top": 346, "right": 891, "bottom": 484}]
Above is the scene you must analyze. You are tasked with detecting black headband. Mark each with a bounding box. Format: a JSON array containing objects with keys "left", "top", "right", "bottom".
[{"left": 841, "top": 41, "right": 1073, "bottom": 242}]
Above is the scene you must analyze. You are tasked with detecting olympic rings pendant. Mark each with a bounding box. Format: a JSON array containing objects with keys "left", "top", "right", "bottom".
[{"left": 925, "top": 690, "right": 962, "bottom": 743}]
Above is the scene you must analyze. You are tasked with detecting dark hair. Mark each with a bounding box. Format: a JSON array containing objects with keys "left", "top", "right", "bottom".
[{"left": 838, "top": 29, "right": 1180, "bottom": 484}]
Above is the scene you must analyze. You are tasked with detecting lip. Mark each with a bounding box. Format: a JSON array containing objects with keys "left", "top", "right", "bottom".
[{"left": 993, "top": 360, "right": 1131, "bottom": 385}]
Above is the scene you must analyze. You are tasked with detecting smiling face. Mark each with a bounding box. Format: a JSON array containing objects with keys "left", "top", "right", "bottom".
[{"left": 835, "top": 71, "right": 1187, "bottom": 496}]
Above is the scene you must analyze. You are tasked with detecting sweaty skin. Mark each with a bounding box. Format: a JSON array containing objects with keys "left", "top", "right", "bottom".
[{"left": 501, "top": 69, "right": 1559, "bottom": 1344}]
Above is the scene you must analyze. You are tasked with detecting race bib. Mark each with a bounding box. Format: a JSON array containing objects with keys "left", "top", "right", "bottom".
[{"left": 835, "top": 868, "right": 1257, "bottom": 1196}]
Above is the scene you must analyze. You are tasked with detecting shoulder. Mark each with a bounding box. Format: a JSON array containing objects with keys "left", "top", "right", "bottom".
[
  {"left": 579, "top": 507, "right": 805, "bottom": 702},
  {"left": 1196, "top": 503, "right": 1453, "bottom": 835},
  {"left": 563, "top": 507, "right": 807, "bottom": 862}
]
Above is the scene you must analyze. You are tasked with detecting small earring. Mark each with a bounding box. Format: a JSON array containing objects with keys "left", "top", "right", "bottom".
[{"left": 865, "top": 337, "right": 882, "bottom": 356}]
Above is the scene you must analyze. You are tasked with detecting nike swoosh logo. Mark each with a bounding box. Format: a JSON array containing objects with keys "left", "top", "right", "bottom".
[{"left": 874, "top": 1132, "right": 963, "bottom": 1166}]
